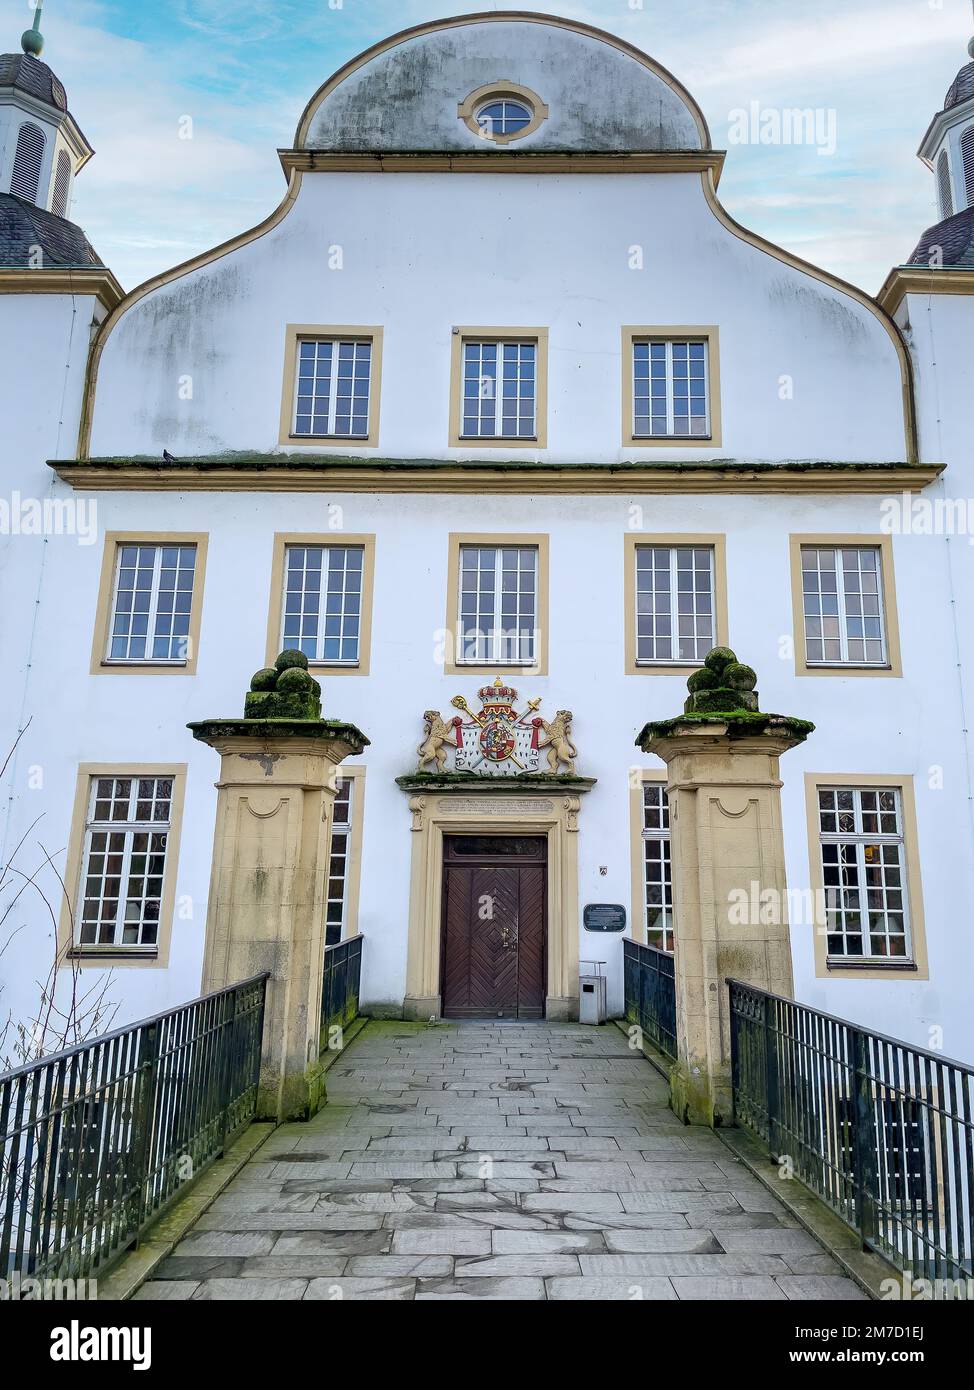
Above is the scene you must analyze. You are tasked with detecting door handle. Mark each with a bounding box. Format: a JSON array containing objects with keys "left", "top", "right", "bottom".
[{"left": 499, "top": 926, "right": 518, "bottom": 949}]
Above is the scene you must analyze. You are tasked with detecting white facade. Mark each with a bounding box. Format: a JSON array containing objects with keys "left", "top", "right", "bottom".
[{"left": 2, "top": 15, "right": 973, "bottom": 1062}]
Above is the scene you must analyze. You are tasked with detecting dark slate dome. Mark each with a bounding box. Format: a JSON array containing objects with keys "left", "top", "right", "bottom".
[
  {"left": 944, "top": 61, "right": 974, "bottom": 112},
  {"left": 0, "top": 192, "right": 103, "bottom": 267},
  {"left": 908, "top": 205, "right": 974, "bottom": 267},
  {"left": 0, "top": 51, "right": 67, "bottom": 110}
]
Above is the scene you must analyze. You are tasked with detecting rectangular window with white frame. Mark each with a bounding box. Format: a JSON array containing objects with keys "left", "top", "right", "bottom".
[
  {"left": 800, "top": 545, "right": 888, "bottom": 667},
  {"left": 450, "top": 329, "right": 547, "bottom": 447},
  {"left": 457, "top": 543, "right": 538, "bottom": 665},
  {"left": 107, "top": 542, "right": 198, "bottom": 664},
  {"left": 292, "top": 337, "right": 373, "bottom": 439},
  {"left": 818, "top": 786, "right": 912, "bottom": 962},
  {"left": 325, "top": 776, "right": 355, "bottom": 946},
  {"left": 633, "top": 339, "right": 710, "bottom": 438},
  {"left": 641, "top": 783, "right": 674, "bottom": 952},
  {"left": 76, "top": 775, "right": 174, "bottom": 952},
  {"left": 462, "top": 339, "right": 536, "bottom": 439},
  {"left": 635, "top": 544, "right": 715, "bottom": 664},
  {"left": 282, "top": 544, "right": 364, "bottom": 665}
]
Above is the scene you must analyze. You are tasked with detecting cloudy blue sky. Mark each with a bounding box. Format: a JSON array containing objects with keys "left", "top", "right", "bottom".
[{"left": 10, "top": 0, "right": 974, "bottom": 291}]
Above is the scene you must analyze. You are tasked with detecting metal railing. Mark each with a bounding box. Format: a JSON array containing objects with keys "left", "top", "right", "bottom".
[
  {"left": 0, "top": 973, "right": 267, "bottom": 1285},
  {"left": 729, "top": 980, "right": 974, "bottom": 1287},
  {"left": 320, "top": 934, "right": 363, "bottom": 1054},
  {"left": 623, "top": 939, "right": 677, "bottom": 1059}
]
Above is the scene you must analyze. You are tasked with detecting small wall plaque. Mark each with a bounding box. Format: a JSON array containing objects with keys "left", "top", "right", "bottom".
[{"left": 583, "top": 903, "right": 627, "bottom": 933}]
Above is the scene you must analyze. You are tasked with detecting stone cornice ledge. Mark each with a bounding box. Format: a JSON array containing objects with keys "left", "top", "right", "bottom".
[
  {"left": 0, "top": 267, "right": 124, "bottom": 311},
  {"left": 396, "top": 772, "right": 597, "bottom": 794},
  {"left": 277, "top": 149, "right": 727, "bottom": 185},
  {"left": 636, "top": 712, "right": 815, "bottom": 749},
  {"left": 189, "top": 718, "right": 370, "bottom": 755},
  {"left": 49, "top": 455, "right": 944, "bottom": 495},
  {"left": 877, "top": 266, "right": 974, "bottom": 315}
]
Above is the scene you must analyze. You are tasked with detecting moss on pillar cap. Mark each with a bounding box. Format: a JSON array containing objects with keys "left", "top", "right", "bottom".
[
  {"left": 189, "top": 650, "right": 369, "bottom": 751},
  {"left": 243, "top": 650, "right": 322, "bottom": 719},
  {"left": 635, "top": 646, "right": 813, "bottom": 747}
]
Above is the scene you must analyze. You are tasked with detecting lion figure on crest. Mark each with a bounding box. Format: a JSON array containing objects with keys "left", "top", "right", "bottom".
[
  {"left": 539, "top": 710, "right": 577, "bottom": 774},
  {"left": 417, "top": 710, "right": 456, "bottom": 772}
]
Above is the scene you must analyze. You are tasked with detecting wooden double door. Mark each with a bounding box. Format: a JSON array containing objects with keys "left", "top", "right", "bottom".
[{"left": 440, "top": 835, "right": 547, "bottom": 1019}]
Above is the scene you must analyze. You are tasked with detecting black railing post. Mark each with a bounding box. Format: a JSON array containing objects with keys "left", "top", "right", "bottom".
[
  {"left": 852, "top": 1027, "right": 879, "bottom": 1251},
  {"left": 218, "top": 986, "right": 237, "bottom": 1156},
  {"left": 764, "top": 993, "right": 780, "bottom": 1158},
  {"left": 134, "top": 1020, "right": 160, "bottom": 1235},
  {"left": 728, "top": 982, "right": 739, "bottom": 1127},
  {"left": 254, "top": 976, "right": 268, "bottom": 1102}
]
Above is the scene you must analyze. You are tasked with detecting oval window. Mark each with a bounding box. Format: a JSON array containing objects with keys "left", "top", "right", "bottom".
[{"left": 476, "top": 98, "right": 532, "bottom": 138}]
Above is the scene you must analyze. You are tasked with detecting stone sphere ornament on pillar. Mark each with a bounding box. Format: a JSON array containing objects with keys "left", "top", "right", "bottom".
[
  {"left": 636, "top": 648, "right": 814, "bottom": 1128},
  {"left": 188, "top": 652, "right": 369, "bottom": 1124}
]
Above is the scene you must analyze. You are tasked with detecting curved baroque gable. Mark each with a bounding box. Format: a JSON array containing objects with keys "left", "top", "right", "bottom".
[{"left": 299, "top": 15, "right": 707, "bottom": 153}]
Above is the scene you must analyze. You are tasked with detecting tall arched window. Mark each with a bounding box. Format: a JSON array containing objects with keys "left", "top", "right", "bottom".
[
  {"left": 10, "top": 122, "right": 45, "bottom": 204},
  {"left": 962, "top": 126, "right": 974, "bottom": 210},
  {"left": 51, "top": 149, "right": 71, "bottom": 218},
  {"left": 937, "top": 148, "right": 954, "bottom": 219}
]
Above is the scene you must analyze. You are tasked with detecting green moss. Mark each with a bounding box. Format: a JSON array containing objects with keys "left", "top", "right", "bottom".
[
  {"left": 636, "top": 711, "right": 815, "bottom": 746},
  {"left": 277, "top": 666, "right": 314, "bottom": 693},
  {"left": 704, "top": 646, "right": 737, "bottom": 671},
  {"left": 396, "top": 771, "right": 598, "bottom": 792},
  {"left": 243, "top": 691, "right": 274, "bottom": 718},
  {"left": 55, "top": 454, "right": 931, "bottom": 475},
  {"left": 239, "top": 650, "right": 322, "bottom": 718},
  {"left": 688, "top": 688, "right": 749, "bottom": 714},
  {"left": 275, "top": 649, "right": 309, "bottom": 672},
  {"left": 188, "top": 717, "right": 370, "bottom": 750},
  {"left": 686, "top": 668, "right": 718, "bottom": 693},
  {"left": 724, "top": 661, "right": 757, "bottom": 690}
]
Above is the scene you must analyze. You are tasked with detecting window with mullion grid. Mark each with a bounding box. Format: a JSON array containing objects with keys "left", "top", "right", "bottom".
[
  {"left": 801, "top": 546, "right": 887, "bottom": 666},
  {"left": 633, "top": 340, "right": 710, "bottom": 438},
  {"left": 282, "top": 545, "right": 363, "bottom": 665},
  {"left": 635, "top": 545, "right": 715, "bottom": 664},
  {"left": 107, "top": 544, "right": 196, "bottom": 663},
  {"left": 818, "top": 787, "right": 912, "bottom": 961},
  {"left": 461, "top": 340, "right": 537, "bottom": 439},
  {"left": 77, "top": 776, "right": 173, "bottom": 950},
  {"left": 325, "top": 777, "right": 354, "bottom": 946},
  {"left": 642, "top": 784, "right": 674, "bottom": 952},
  {"left": 457, "top": 545, "right": 537, "bottom": 665},
  {"left": 293, "top": 338, "right": 372, "bottom": 438}
]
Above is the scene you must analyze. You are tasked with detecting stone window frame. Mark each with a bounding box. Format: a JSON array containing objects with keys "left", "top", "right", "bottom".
[
  {"left": 804, "top": 773, "right": 928, "bottom": 981},
  {"left": 57, "top": 763, "right": 188, "bottom": 969},
  {"left": 621, "top": 326, "right": 722, "bottom": 449},
  {"left": 448, "top": 327, "right": 549, "bottom": 449},
  {"left": 788, "top": 534, "right": 902, "bottom": 678},
  {"left": 265, "top": 533, "right": 376, "bottom": 676},
  {"left": 623, "top": 533, "right": 728, "bottom": 677},
  {"left": 457, "top": 82, "right": 549, "bottom": 145},
  {"left": 90, "top": 532, "right": 208, "bottom": 677},
  {"left": 443, "top": 532, "right": 550, "bottom": 677},
  {"left": 278, "top": 325, "right": 384, "bottom": 448},
  {"left": 628, "top": 769, "right": 674, "bottom": 950}
]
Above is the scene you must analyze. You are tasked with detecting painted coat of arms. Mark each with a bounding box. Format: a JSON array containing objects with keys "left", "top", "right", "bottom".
[{"left": 417, "top": 678, "right": 577, "bottom": 776}]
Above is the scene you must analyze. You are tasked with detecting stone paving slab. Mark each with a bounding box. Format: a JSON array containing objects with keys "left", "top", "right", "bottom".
[{"left": 135, "top": 1022, "right": 868, "bottom": 1302}]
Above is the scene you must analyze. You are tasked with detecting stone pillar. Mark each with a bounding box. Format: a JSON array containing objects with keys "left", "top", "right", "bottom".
[
  {"left": 189, "top": 652, "right": 368, "bottom": 1123},
  {"left": 636, "top": 647, "right": 812, "bottom": 1127}
]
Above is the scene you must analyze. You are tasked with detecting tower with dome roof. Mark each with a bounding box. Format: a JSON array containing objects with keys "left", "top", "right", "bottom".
[{"left": 0, "top": 2, "right": 107, "bottom": 268}]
